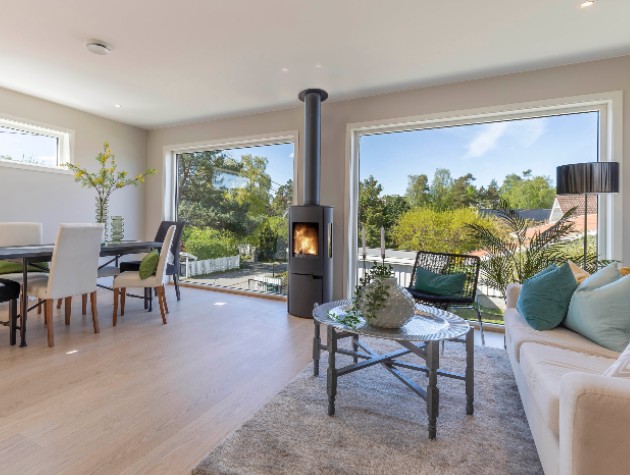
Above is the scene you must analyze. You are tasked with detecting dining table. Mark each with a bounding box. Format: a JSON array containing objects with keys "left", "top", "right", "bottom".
[{"left": 0, "top": 240, "right": 162, "bottom": 347}]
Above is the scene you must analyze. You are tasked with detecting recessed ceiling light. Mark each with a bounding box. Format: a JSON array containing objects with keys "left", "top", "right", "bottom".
[
  {"left": 86, "top": 41, "right": 111, "bottom": 55},
  {"left": 114, "top": 104, "right": 121, "bottom": 108},
  {"left": 580, "top": 0, "right": 595, "bottom": 8},
  {"left": 315, "top": 64, "right": 323, "bottom": 69},
  {"left": 281, "top": 67, "right": 289, "bottom": 72}
]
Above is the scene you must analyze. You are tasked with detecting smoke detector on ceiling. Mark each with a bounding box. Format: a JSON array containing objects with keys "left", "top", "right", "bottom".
[{"left": 86, "top": 41, "right": 111, "bottom": 55}]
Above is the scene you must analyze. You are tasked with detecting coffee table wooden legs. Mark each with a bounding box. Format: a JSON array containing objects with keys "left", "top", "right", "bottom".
[
  {"left": 327, "top": 325, "right": 337, "bottom": 416},
  {"left": 313, "top": 321, "right": 321, "bottom": 377},
  {"left": 466, "top": 327, "right": 475, "bottom": 416},
  {"left": 426, "top": 340, "right": 440, "bottom": 440}
]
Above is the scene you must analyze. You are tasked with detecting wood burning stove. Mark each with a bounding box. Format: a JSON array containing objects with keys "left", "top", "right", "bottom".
[{"left": 288, "top": 89, "right": 333, "bottom": 318}]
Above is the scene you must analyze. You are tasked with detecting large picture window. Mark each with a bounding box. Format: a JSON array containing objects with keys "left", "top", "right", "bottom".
[
  {"left": 175, "top": 141, "right": 295, "bottom": 295},
  {"left": 348, "top": 94, "right": 622, "bottom": 325}
]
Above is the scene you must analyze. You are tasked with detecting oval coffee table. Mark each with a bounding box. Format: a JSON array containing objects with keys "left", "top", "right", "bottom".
[{"left": 312, "top": 299, "right": 474, "bottom": 439}]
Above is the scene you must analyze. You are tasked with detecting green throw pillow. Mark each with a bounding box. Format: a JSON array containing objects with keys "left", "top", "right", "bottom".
[
  {"left": 564, "top": 268, "right": 630, "bottom": 352},
  {"left": 138, "top": 250, "right": 159, "bottom": 279},
  {"left": 414, "top": 267, "right": 466, "bottom": 297},
  {"left": 517, "top": 263, "right": 577, "bottom": 331},
  {"left": 0, "top": 260, "right": 48, "bottom": 275}
]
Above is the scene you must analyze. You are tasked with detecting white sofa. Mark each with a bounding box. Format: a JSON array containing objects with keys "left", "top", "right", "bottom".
[{"left": 505, "top": 283, "right": 630, "bottom": 475}]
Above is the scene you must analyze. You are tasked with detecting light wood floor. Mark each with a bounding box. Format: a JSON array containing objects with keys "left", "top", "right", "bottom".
[{"left": 0, "top": 286, "right": 313, "bottom": 475}]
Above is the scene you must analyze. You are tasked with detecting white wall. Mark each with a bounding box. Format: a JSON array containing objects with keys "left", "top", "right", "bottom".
[
  {"left": 147, "top": 55, "right": 630, "bottom": 299},
  {"left": 0, "top": 87, "right": 148, "bottom": 243}
]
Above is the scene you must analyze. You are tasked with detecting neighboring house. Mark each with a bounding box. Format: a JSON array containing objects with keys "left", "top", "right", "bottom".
[
  {"left": 549, "top": 194, "right": 597, "bottom": 222},
  {"left": 479, "top": 208, "right": 551, "bottom": 223}
]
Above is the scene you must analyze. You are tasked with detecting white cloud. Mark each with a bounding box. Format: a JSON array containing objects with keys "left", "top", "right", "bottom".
[
  {"left": 464, "top": 122, "right": 510, "bottom": 159},
  {"left": 515, "top": 118, "right": 546, "bottom": 147},
  {"left": 463, "top": 118, "right": 547, "bottom": 159},
  {"left": 289, "top": 152, "right": 294, "bottom": 158}
]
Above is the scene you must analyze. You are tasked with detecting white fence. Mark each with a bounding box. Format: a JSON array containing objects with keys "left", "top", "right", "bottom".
[{"left": 185, "top": 255, "right": 240, "bottom": 278}]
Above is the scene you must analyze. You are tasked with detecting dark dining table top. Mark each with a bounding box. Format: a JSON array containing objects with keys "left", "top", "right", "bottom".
[{"left": 0, "top": 240, "right": 162, "bottom": 260}]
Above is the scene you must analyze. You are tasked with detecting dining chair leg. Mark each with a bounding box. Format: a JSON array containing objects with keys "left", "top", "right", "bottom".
[
  {"left": 57, "top": 298, "right": 62, "bottom": 310},
  {"left": 37, "top": 298, "right": 42, "bottom": 315},
  {"left": 64, "top": 297, "right": 72, "bottom": 325},
  {"left": 45, "top": 299, "right": 54, "bottom": 347},
  {"left": 113, "top": 288, "right": 119, "bottom": 326},
  {"left": 121, "top": 288, "right": 126, "bottom": 316},
  {"left": 161, "top": 284, "right": 169, "bottom": 314},
  {"left": 90, "top": 291, "right": 99, "bottom": 334},
  {"left": 174, "top": 274, "right": 181, "bottom": 301},
  {"left": 82, "top": 294, "right": 87, "bottom": 315},
  {"left": 156, "top": 286, "right": 167, "bottom": 324}
]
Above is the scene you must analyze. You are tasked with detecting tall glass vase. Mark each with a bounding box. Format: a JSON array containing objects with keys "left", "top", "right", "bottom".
[
  {"left": 111, "top": 216, "right": 124, "bottom": 242},
  {"left": 95, "top": 196, "right": 109, "bottom": 242}
]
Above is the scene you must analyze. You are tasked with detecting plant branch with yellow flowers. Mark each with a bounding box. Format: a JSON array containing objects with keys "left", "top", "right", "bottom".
[{"left": 64, "top": 142, "right": 156, "bottom": 201}]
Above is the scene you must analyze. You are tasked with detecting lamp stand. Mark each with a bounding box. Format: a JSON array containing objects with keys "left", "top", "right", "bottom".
[{"left": 583, "top": 193, "right": 588, "bottom": 270}]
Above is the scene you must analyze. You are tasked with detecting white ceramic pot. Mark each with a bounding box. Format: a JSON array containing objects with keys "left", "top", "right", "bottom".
[{"left": 357, "top": 277, "right": 415, "bottom": 328}]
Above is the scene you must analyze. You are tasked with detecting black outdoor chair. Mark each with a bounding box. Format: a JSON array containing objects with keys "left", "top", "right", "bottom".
[
  {"left": 120, "top": 220, "right": 185, "bottom": 306},
  {"left": 407, "top": 250, "right": 485, "bottom": 345},
  {"left": 0, "top": 278, "right": 20, "bottom": 345}
]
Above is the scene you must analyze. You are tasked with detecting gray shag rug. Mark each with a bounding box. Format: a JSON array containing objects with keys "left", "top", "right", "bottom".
[{"left": 194, "top": 338, "right": 542, "bottom": 475}]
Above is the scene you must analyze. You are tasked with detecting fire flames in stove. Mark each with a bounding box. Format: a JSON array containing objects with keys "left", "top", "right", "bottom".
[{"left": 293, "top": 223, "right": 318, "bottom": 256}]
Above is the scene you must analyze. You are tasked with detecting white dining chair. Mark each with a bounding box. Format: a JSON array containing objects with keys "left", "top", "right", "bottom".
[
  {"left": 24, "top": 224, "right": 103, "bottom": 347},
  {"left": 112, "top": 225, "right": 175, "bottom": 325}
]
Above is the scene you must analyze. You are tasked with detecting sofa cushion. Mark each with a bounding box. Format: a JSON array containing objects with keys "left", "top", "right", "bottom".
[
  {"left": 517, "top": 263, "right": 577, "bottom": 330},
  {"left": 504, "top": 308, "right": 619, "bottom": 363},
  {"left": 565, "top": 273, "right": 630, "bottom": 352},
  {"left": 519, "top": 342, "right": 614, "bottom": 436}
]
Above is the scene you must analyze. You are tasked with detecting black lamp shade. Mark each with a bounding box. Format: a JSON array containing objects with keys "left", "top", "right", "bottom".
[{"left": 556, "top": 162, "right": 619, "bottom": 195}]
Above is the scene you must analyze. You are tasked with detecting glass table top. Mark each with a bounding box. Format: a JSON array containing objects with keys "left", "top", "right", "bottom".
[{"left": 313, "top": 299, "right": 470, "bottom": 342}]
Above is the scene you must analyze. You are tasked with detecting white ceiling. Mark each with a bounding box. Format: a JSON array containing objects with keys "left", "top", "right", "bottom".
[{"left": 1, "top": 0, "right": 630, "bottom": 129}]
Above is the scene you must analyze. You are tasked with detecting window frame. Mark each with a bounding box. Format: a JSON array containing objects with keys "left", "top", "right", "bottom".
[
  {"left": 0, "top": 113, "right": 73, "bottom": 174},
  {"left": 344, "top": 92, "right": 623, "bottom": 298}
]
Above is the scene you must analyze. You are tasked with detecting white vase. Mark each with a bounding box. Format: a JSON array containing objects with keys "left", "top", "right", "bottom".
[{"left": 357, "top": 277, "right": 416, "bottom": 328}]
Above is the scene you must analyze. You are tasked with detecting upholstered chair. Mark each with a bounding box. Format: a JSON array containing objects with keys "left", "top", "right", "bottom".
[
  {"left": 25, "top": 224, "right": 103, "bottom": 347},
  {"left": 113, "top": 225, "right": 175, "bottom": 325},
  {"left": 119, "top": 220, "right": 185, "bottom": 303}
]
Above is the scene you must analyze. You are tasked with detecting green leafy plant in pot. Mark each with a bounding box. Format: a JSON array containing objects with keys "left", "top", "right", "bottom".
[{"left": 353, "top": 263, "right": 415, "bottom": 329}]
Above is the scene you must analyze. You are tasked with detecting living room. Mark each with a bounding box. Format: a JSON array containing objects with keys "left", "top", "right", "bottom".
[{"left": 1, "top": 1, "right": 630, "bottom": 474}]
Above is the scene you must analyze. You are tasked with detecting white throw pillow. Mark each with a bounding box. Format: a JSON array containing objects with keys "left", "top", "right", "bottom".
[{"left": 604, "top": 342, "right": 630, "bottom": 378}]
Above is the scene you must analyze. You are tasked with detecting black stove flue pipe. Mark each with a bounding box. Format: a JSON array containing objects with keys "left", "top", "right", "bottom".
[{"left": 298, "top": 88, "right": 328, "bottom": 206}]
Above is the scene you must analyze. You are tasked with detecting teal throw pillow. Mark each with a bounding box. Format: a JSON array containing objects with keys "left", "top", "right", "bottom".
[
  {"left": 138, "top": 250, "right": 159, "bottom": 279},
  {"left": 517, "top": 263, "right": 577, "bottom": 330},
  {"left": 414, "top": 267, "right": 466, "bottom": 297},
  {"left": 564, "top": 273, "right": 630, "bottom": 352}
]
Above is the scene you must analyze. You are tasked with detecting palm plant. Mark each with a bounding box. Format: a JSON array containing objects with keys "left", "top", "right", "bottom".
[{"left": 467, "top": 202, "right": 578, "bottom": 298}]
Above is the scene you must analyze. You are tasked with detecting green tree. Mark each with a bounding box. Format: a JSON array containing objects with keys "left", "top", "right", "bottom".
[
  {"left": 429, "top": 168, "right": 454, "bottom": 211},
  {"left": 451, "top": 173, "right": 477, "bottom": 208},
  {"left": 270, "top": 179, "right": 293, "bottom": 216},
  {"left": 393, "top": 207, "right": 495, "bottom": 254},
  {"left": 499, "top": 171, "right": 555, "bottom": 209},
  {"left": 358, "top": 176, "right": 409, "bottom": 247},
  {"left": 405, "top": 174, "right": 430, "bottom": 207},
  {"left": 477, "top": 179, "right": 501, "bottom": 209},
  {"left": 177, "top": 151, "right": 252, "bottom": 234}
]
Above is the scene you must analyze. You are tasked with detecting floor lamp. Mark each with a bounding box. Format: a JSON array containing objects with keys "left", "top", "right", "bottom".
[{"left": 556, "top": 162, "right": 619, "bottom": 269}]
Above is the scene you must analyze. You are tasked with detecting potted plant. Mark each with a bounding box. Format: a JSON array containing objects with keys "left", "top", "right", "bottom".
[{"left": 65, "top": 142, "right": 156, "bottom": 240}]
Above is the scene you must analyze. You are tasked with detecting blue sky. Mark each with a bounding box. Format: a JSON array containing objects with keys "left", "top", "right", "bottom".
[
  {"left": 0, "top": 126, "right": 58, "bottom": 166},
  {"left": 213, "top": 111, "right": 599, "bottom": 198},
  {"left": 360, "top": 111, "right": 599, "bottom": 195}
]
